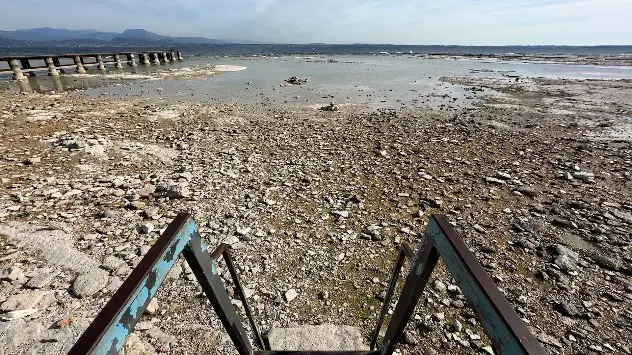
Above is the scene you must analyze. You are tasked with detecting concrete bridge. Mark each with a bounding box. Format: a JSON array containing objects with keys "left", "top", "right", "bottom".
[{"left": 0, "top": 50, "right": 183, "bottom": 80}]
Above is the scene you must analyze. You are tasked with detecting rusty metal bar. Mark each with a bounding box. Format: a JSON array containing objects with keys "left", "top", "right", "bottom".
[
  {"left": 255, "top": 352, "right": 378, "bottom": 355},
  {"left": 69, "top": 213, "right": 262, "bottom": 354},
  {"left": 68, "top": 213, "right": 194, "bottom": 354},
  {"left": 429, "top": 215, "right": 546, "bottom": 354},
  {"left": 376, "top": 215, "right": 546, "bottom": 355},
  {"left": 221, "top": 246, "right": 267, "bottom": 350},
  {"left": 379, "top": 231, "right": 439, "bottom": 355},
  {"left": 183, "top": 235, "right": 253, "bottom": 355},
  {"left": 369, "top": 244, "right": 413, "bottom": 350}
]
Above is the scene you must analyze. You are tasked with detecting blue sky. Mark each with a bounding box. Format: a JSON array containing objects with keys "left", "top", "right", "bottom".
[{"left": 4, "top": 0, "right": 632, "bottom": 44}]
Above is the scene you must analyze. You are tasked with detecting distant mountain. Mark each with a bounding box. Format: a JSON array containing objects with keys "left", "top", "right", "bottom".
[
  {"left": 0, "top": 28, "right": 232, "bottom": 46},
  {"left": 0, "top": 27, "right": 118, "bottom": 41},
  {"left": 113, "top": 29, "right": 227, "bottom": 44}
]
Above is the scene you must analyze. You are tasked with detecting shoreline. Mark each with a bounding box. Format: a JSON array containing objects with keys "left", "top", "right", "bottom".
[{"left": 0, "top": 71, "right": 631, "bottom": 354}]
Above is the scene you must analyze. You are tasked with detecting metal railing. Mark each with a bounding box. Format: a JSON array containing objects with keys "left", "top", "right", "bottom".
[{"left": 68, "top": 213, "right": 546, "bottom": 355}]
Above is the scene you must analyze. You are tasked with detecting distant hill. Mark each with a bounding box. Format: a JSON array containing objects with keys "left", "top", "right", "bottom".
[{"left": 0, "top": 28, "right": 233, "bottom": 46}]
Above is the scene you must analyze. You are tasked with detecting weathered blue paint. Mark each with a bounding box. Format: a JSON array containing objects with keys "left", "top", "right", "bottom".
[
  {"left": 93, "top": 218, "right": 197, "bottom": 354},
  {"left": 427, "top": 218, "right": 526, "bottom": 355}
]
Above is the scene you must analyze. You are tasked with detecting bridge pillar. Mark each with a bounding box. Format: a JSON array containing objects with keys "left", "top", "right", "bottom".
[
  {"left": 20, "top": 59, "right": 36, "bottom": 76},
  {"left": 114, "top": 54, "right": 123, "bottom": 69},
  {"left": 177, "top": 51, "right": 183, "bottom": 61},
  {"left": 140, "top": 53, "right": 150, "bottom": 65},
  {"left": 45, "top": 57, "right": 60, "bottom": 76},
  {"left": 127, "top": 54, "right": 137, "bottom": 66},
  {"left": 96, "top": 55, "right": 106, "bottom": 71},
  {"left": 74, "top": 56, "right": 87, "bottom": 74},
  {"left": 152, "top": 53, "right": 160, "bottom": 64},
  {"left": 162, "top": 52, "right": 169, "bottom": 63},
  {"left": 8, "top": 59, "right": 26, "bottom": 80}
]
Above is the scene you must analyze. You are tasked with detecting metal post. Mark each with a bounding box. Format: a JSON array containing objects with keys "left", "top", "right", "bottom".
[
  {"left": 45, "top": 57, "right": 59, "bottom": 76},
  {"left": 183, "top": 236, "right": 254, "bottom": 355},
  {"left": 379, "top": 233, "right": 439, "bottom": 355},
  {"left": 74, "top": 56, "right": 87, "bottom": 74},
  {"left": 20, "top": 59, "right": 36, "bottom": 76}
]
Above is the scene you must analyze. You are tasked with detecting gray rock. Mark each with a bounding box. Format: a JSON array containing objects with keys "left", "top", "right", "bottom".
[
  {"left": 555, "top": 245, "right": 579, "bottom": 272},
  {"left": 485, "top": 177, "right": 506, "bottom": 185},
  {"left": 285, "top": 289, "right": 298, "bottom": 302},
  {"left": 145, "top": 298, "right": 159, "bottom": 315},
  {"left": 556, "top": 301, "right": 580, "bottom": 317},
  {"left": 591, "top": 254, "right": 622, "bottom": 271},
  {"left": 72, "top": 270, "right": 108, "bottom": 298},
  {"left": 573, "top": 171, "right": 595, "bottom": 182},
  {"left": 0, "top": 267, "right": 24, "bottom": 281},
  {"left": 123, "top": 332, "right": 157, "bottom": 355},
  {"left": 157, "top": 182, "right": 191, "bottom": 199},
  {"left": 26, "top": 268, "right": 58, "bottom": 289},
  {"left": 537, "top": 332, "right": 563, "bottom": 348},
  {"left": 0, "top": 290, "right": 47, "bottom": 311},
  {"left": 139, "top": 223, "right": 154, "bottom": 234},
  {"left": 402, "top": 330, "right": 419, "bottom": 345},
  {"left": 268, "top": 324, "right": 368, "bottom": 351},
  {"left": 102, "top": 256, "right": 131, "bottom": 276},
  {"left": 146, "top": 328, "right": 177, "bottom": 344}
]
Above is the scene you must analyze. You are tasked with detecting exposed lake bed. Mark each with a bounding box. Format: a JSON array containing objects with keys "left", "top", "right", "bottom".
[{"left": 0, "top": 54, "right": 631, "bottom": 354}]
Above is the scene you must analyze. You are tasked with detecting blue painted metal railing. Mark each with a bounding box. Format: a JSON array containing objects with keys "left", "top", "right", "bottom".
[{"left": 68, "top": 213, "right": 546, "bottom": 355}]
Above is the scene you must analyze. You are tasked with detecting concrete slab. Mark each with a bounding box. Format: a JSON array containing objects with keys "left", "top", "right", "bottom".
[{"left": 267, "top": 324, "right": 369, "bottom": 351}]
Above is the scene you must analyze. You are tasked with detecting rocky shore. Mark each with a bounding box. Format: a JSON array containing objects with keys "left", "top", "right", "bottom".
[{"left": 0, "top": 74, "right": 631, "bottom": 354}]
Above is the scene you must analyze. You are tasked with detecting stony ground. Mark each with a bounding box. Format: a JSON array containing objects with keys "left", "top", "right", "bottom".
[{"left": 0, "top": 75, "right": 631, "bottom": 354}]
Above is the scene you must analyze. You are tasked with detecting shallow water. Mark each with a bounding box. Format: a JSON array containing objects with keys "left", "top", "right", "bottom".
[{"left": 4, "top": 55, "right": 632, "bottom": 109}]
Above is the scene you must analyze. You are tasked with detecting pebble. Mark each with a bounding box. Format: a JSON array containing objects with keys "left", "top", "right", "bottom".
[
  {"left": 72, "top": 270, "right": 109, "bottom": 298},
  {"left": 285, "top": 289, "right": 298, "bottom": 302}
]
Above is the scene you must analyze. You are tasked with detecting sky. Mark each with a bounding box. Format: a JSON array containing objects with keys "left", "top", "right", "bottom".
[{"left": 3, "top": 0, "right": 632, "bottom": 45}]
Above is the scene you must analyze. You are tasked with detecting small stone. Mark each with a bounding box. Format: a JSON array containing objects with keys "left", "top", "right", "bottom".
[
  {"left": 0, "top": 308, "right": 38, "bottom": 321},
  {"left": 591, "top": 254, "right": 621, "bottom": 271},
  {"left": 146, "top": 328, "right": 177, "bottom": 344},
  {"left": 124, "top": 332, "right": 157, "bottom": 355},
  {"left": 433, "top": 280, "right": 447, "bottom": 292},
  {"left": 473, "top": 224, "right": 486, "bottom": 233},
  {"left": 236, "top": 226, "right": 251, "bottom": 236},
  {"left": 496, "top": 171, "right": 512, "bottom": 180},
  {"left": 0, "top": 267, "right": 24, "bottom": 281},
  {"left": 332, "top": 210, "right": 349, "bottom": 218},
  {"left": 451, "top": 320, "right": 463, "bottom": 333},
  {"left": 102, "top": 256, "right": 130, "bottom": 276},
  {"left": 129, "top": 200, "right": 146, "bottom": 210},
  {"left": 72, "top": 270, "right": 108, "bottom": 298},
  {"left": 26, "top": 269, "right": 58, "bottom": 289},
  {"left": 135, "top": 321, "right": 154, "bottom": 331},
  {"left": 285, "top": 289, "right": 298, "bottom": 302},
  {"left": 139, "top": 223, "right": 154, "bottom": 234},
  {"left": 145, "top": 298, "right": 159, "bottom": 315},
  {"left": 55, "top": 315, "right": 76, "bottom": 328},
  {"left": 1, "top": 290, "right": 47, "bottom": 311},
  {"left": 537, "top": 332, "right": 563, "bottom": 348},
  {"left": 402, "top": 330, "right": 419, "bottom": 345},
  {"left": 572, "top": 171, "right": 594, "bottom": 182},
  {"left": 555, "top": 301, "right": 580, "bottom": 317},
  {"left": 485, "top": 177, "right": 506, "bottom": 185}
]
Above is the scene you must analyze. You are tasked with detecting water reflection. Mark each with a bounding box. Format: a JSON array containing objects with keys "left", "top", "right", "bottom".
[{"left": 2, "top": 66, "right": 147, "bottom": 93}]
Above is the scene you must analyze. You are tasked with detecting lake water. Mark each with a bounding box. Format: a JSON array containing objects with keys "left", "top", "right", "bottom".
[{"left": 3, "top": 55, "right": 632, "bottom": 109}]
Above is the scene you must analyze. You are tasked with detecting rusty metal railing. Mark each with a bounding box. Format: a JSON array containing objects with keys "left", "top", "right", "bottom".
[
  {"left": 371, "top": 215, "right": 545, "bottom": 355},
  {"left": 68, "top": 213, "right": 265, "bottom": 354},
  {"left": 68, "top": 213, "right": 545, "bottom": 355}
]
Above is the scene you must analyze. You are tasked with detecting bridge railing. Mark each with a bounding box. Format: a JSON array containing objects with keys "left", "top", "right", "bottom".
[{"left": 68, "top": 213, "right": 546, "bottom": 355}]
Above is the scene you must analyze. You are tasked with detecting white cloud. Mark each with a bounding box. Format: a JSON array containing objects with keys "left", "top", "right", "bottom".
[{"left": 2, "top": 0, "right": 632, "bottom": 44}]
